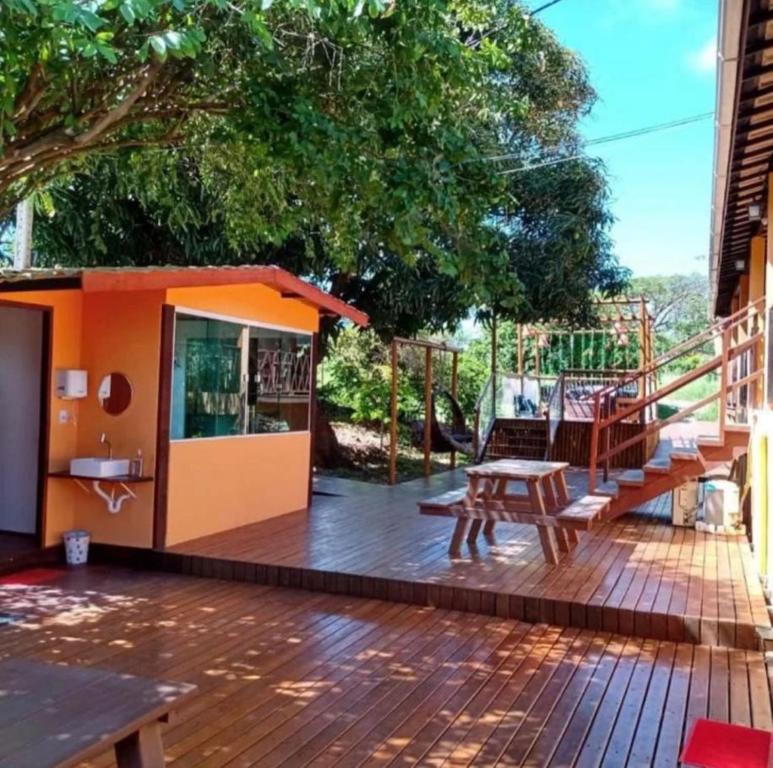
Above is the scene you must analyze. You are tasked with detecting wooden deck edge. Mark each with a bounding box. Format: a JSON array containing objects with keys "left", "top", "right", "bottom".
[{"left": 86, "top": 544, "right": 763, "bottom": 651}]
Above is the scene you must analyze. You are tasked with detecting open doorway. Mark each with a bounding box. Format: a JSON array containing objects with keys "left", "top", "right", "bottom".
[{"left": 0, "top": 303, "right": 50, "bottom": 552}]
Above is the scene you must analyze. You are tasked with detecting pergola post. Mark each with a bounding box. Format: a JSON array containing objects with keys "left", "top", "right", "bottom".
[
  {"left": 424, "top": 346, "right": 433, "bottom": 477},
  {"left": 388, "top": 340, "right": 398, "bottom": 485},
  {"left": 450, "top": 350, "right": 458, "bottom": 470}
]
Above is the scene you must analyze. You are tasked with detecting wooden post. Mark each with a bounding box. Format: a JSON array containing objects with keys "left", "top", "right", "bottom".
[
  {"left": 450, "top": 350, "right": 458, "bottom": 470},
  {"left": 389, "top": 340, "right": 398, "bottom": 485},
  {"left": 720, "top": 325, "right": 730, "bottom": 443},
  {"left": 588, "top": 391, "right": 600, "bottom": 494},
  {"left": 424, "top": 346, "right": 433, "bottom": 477},
  {"left": 749, "top": 234, "right": 765, "bottom": 408},
  {"left": 491, "top": 314, "right": 498, "bottom": 418},
  {"left": 534, "top": 328, "right": 540, "bottom": 382},
  {"left": 639, "top": 297, "right": 647, "bottom": 402},
  {"left": 517, "top": 324, "right": 524, "bottom": 376}
]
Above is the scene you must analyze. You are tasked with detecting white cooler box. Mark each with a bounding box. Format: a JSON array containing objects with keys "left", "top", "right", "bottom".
[
  {"left": 672, "top": 482, "right": 699, "bottom": 527},
  {"left": 703, "top": 480, "right": 741, "bottom": 528}
]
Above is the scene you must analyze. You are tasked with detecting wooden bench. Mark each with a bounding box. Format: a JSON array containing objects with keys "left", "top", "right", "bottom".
[
  {"left": 555, "top": 495, "right": 610, "bottom": 530},
  {"left": 417, "top": 489, "right": 466, "bottom": 517},
  {"left": 419, "top": 488, "right": 608, "bottom": 562},
  {"left": 0, "top": 658, "right": 196, "bottom": 768}
]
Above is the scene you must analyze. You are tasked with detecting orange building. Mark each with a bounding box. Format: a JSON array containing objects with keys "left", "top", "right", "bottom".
[{"left": 0, "top": 266, "right": 367, "bottom": 558}]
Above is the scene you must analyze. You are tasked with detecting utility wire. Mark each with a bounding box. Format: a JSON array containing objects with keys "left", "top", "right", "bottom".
[
  {"left": 530, "top": 0, "right": 569, "bottom": 14},
  {"left": 495, "top": 111, "right": 714, "bottom": 175}
]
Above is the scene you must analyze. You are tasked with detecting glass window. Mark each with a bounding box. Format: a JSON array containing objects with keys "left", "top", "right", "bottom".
[{"left": 171, "top": 312, "right": 311, "bottom": 440}]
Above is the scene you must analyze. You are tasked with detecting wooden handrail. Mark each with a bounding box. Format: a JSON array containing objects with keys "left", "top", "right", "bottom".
[
  {"left": 597, "top": 332, "right": 762, "bottom": 433},
  {"left": 595, "top": 368, "right": 765, "bottom": 466},
  {"left": 588, "top": 328, "right": 764, "bottom": 478},
  {"left": 593, "top": 296, "right": 764, "bottom": 399}
]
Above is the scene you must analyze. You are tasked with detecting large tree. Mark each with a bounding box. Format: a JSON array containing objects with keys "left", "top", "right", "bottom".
[{"left": 5, "top": 0, "right": 627, "bottom": 339}]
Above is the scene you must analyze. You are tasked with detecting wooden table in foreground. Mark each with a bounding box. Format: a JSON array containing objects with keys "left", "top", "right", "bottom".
[
  {"left": 459, "top": 459, "right": 574, "bottom": 564},
  {"left": 0, "top": 658, "right": 196, "bottom": 768}
]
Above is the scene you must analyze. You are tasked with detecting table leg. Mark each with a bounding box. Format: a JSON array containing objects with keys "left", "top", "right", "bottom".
[
  {"left": 483, "top": 478, "right": 504, "bottom": 536},
  {"left": 527, "top": 479, "right": 561, "bottom": 564},
  {"left": 115, "top": 722, "right": 165, "bottom": 768},
  {"left": 526, "top": 479, "right": 547, "bottom": 515},
  {"left": 542, "top": 477, "right": 558, "bottom": 513},
  {"left": 449, "top": 517, "right": 470, "bottom": 556},
  {"left": 565, "top": 528, "right": 580, "bottom": 546},
  {"left": 467, "top": 519, "right": 483, "bottom": 546},
  {"left": 555, "top": 527, "right": 571, "bottom": 553},
  {"left": 536, "top": 524, "right": 559, "bottom": 565},
  {"left": 555, "top": 471, "right": 571, "bottom": 506}
]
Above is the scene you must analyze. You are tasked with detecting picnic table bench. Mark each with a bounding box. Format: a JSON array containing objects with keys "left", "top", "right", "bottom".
[
  {"left": 0, "top": 658, "right": 196, "bottom": 768},
  {"left": 419, "top": 459, "right": 610, "bottom": 564}
]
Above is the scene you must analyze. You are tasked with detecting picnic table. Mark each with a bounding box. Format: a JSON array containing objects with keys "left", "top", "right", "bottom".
[
  {"left": 419, "top": 459, "right": 610, "bottom": 564},
  {"left": 0, "top": 658, "right": 196, "bottom": 768}
]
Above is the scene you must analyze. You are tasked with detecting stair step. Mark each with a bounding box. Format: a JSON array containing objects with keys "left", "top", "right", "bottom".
[
  {"left": 618, "top": 470, "right": 645, "bottom": 488},
  {"left": 670, "top": 450, "right": 701, "bottom": 462},
  {"left": 644, "top": 458, "right": 671, "bottom": 474}
]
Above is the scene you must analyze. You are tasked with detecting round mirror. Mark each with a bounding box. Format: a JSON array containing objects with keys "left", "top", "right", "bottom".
[{"left": 98, "top": 373, "right": 133, "bottom": 416}]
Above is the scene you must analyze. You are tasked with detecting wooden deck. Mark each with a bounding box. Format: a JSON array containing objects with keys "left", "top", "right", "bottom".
[
  {"left": 166, "top": 470, "right": 771, "bottom": 650},
  {"left": 0, "top": 566, "right": 770, "bottom": 767}
]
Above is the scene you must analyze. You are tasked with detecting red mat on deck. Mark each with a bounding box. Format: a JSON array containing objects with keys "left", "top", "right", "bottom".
[
  {"left": 0, "top": 568, "right": 65, "bottom": 586},
  {"left": 681, "top": 719, "right": 772, "bottom": 768}
]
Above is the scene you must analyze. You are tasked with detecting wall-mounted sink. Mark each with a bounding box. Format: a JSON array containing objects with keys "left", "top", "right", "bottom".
[{"left": 70, "top": 457, "right": 131, "bottom": 478}]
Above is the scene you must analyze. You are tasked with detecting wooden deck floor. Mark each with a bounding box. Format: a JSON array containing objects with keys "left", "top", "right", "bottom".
[
  {"left": 167, "top": 471, "right": 771, "bottom": 650},
  {"left": 0, "top": 566, "right": 770, "bottom": 767}
]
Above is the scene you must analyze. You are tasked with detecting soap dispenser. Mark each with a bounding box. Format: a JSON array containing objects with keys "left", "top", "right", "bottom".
[{"left": 129, "top": 449, "right": 144, "bottom": 478}]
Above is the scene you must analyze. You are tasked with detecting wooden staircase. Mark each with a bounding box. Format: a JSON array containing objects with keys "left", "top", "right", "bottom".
[
  {"left": 589, "top": 297, "right": 764, "bottom": 520},
  {"left": 599, "top": 425, "right": 748, "bottom": 519},
  {"left": 483, "top": 418, "right": 547, "bottom": 461}
]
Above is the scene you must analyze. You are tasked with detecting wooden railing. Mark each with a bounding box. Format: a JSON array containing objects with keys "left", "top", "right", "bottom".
[{"left": 587, "top": 297, "right": 765, "bottom": 493}]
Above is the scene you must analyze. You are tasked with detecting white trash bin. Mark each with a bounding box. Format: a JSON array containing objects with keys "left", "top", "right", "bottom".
[{"left": 63, "top": 530, "right": 90, "bottom": 566}]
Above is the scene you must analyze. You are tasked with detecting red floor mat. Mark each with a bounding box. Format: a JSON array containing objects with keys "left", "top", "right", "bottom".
[
  {"left": 0, "top": 568, "right": 66, "bottom": 586},
  {"left": 681, "top": 719, "right": 772, "bottom": 768}
]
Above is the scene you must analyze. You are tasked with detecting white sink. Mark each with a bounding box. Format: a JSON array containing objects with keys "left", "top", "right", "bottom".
[{"left": 70, "top": 457, "right": 131, "bottom": 478}]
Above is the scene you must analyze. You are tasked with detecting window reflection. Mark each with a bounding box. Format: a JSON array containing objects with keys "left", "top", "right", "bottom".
[{"left": 171, "top": 313, "right": 311, "bottom": 440}]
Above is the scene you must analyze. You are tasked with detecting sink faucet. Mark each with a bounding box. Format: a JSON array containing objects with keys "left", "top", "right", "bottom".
[{"left": 100, "top": 432, "right": 113, "bottom": 460}]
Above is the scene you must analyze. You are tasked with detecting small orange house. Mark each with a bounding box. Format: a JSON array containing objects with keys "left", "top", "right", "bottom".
[{"left": 0, "top": 266, "right": 367, "bottom": 556}]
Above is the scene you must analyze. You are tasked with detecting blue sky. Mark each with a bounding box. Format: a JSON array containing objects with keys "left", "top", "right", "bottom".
[{"left": 537, "top": 0, "right": 718, "bottom": 277}]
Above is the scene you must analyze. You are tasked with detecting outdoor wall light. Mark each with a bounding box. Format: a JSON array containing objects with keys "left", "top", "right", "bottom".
[
  {"left": 735, "top": 259, "right": 747, "bottom": 272},
  {"left": 749, "top": 202, "right": 762, "bottom": 221}
]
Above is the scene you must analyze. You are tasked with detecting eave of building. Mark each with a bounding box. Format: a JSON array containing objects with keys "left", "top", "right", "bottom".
[{"left": 712, "top": 0, "right": 773, "bottom": 316}]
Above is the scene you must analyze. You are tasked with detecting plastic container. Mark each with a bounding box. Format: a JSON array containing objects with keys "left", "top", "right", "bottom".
[
  {"left": 704, "top": 480, "right": 740, "bottom": 528},
  {"left": 63, "top": 530, "right": 90, "bottom": 566}
]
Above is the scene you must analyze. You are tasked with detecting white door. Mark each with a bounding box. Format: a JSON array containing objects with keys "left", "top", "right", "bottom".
[{"left": 0, "top": 306, "right": 43, "bottom": 534}]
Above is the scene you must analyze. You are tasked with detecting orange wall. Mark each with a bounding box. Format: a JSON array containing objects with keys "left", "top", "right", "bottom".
[
  {"left": 74, "top": 291, "right": 163, "bottom": 548},
  {"left": 0, "top": 281, "right": 318, "bottom": 550},
  {"left": 163, "top": 283, "right": 317, "bottom": 546},
  {"left": 166, "top": 433, "right": 310, "bottom": 546},
  {"left": 0, "top": 290, "right": 83, "bottom": 545}
]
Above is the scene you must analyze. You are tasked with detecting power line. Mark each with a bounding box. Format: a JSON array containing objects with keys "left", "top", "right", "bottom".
[
  {"left": 530, "top": 0, "right": 569, "bottom": 14},
  {"left": 495, "top": 111, "right": 714, "bottom": 175}
]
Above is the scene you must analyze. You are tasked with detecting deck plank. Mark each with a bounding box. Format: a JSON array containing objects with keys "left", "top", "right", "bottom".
[
  {"left": 164, "top": 470, "right": 770, "bottom": 650},
  {"left": 0, "top": 567, "right": 769, "bottom": 768}
]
